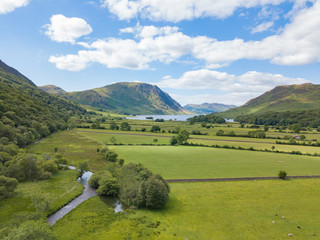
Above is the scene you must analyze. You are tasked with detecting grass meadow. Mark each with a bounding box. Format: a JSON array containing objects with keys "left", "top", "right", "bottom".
[
  {"left": 110, "top": 145, "right": 320, "bottom": 179},
  {"left": 52, "top": 179, "right": 320, "bottom": 240}
]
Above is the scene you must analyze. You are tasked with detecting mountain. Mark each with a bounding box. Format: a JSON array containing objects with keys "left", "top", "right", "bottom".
[
  {"left": 184, "top": 103, "right": 236, "bottom": 114},
  {"left": 59, "top": 82, "right": 189, "bottom": 115},
  {"left": 217, "top": 83, "right": 317, "bottom": 118},
  {"left": 0, "top": 60, "right": 85, "bottom": 146},
  {"left": 39, "top": 85, "right": 66, "bottom": 94}
]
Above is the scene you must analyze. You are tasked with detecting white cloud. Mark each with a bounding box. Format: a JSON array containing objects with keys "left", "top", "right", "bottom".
[
  {"left": 158, "top": 69, "right": 309, "bottom": 105},
  {"left": 251, "top": 21, "right": 274, "bottom": 34},
  {"left": 0, "top": 0, "right": 29, "bottom": 14},
  {"left": 44, "top": 14, "right": 93, "bottom": 44},
  {"left": 158, "top": 69, "right": 307, "bottom": 92},
  {"left": 49, "top": 2, "right": 320, "bottom": 71},
  {"left": 100, "top": 0, "right": 287, "bottom": 22}
]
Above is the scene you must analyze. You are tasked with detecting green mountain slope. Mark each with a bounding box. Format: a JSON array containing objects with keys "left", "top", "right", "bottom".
[
  {"left": 0, "top": 60, "right": 86, "bottom": 146},
  {"left": 184, "top": 103, "right": 236, "bottom": 114},
  {"left": 39, "top": 85, "right": 66, "bottom": 94},
  {"left": 217, "top": 83, "right": 318, "bottom": 118},
  {"left": 59, "top": 82, "right": 189, "bottom": 115}
]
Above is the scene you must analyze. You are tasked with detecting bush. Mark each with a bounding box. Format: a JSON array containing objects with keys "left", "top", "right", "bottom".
[
  {"left": 169, "top": 136, "right": 178, "bottom": 145},
  {"left": 138, "top": 176, "right": 169, "bottom": 209},
  {"left": 0, "top": 175, "right": 18, "bottom": 200},
  {"left": 96, "top": 176, "right": 120, "bottom": 196},
  {"left": 105, "top": 151, "right": 118, "bottom": 162},
  {"left": 278, "top": 170, "right": 287, "bottom": 179},
  {"left": 88, "top": 174, "right": 101, "bottom": 189}
]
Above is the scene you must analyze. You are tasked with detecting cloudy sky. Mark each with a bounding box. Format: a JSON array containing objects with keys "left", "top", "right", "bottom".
[{"left": 1, "top": 0, "right": 319, "bottom": 106}]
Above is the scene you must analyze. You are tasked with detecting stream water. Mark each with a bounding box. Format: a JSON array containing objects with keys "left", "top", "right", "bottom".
[{"left": 47, "top": 168, "right": 123, "bottom": 226}]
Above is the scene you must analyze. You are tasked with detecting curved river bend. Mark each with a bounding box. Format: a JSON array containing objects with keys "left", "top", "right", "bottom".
[{"left": 47, "top": 169, "right": 123, "bottom": 226}]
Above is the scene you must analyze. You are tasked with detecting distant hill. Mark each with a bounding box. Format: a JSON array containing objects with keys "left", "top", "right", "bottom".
[
  {"left": 59, "top": 82, "right": 189, "bottom": 115},
  {"left": 184, "top": 103, "right": 236, "bottom": 114},
  {"left": 217, "top": 83, "right": 316, "bottom": 118},
  {"left": 39, "top": 85, "right": 66, "bottom": 94},
  {"left": 0, "top": 60, "right": 85, "bottom": 146}
]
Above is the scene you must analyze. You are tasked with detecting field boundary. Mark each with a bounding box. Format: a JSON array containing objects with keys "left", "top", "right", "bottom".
[{"left": 166, "top": 175, "right": 320, "bottom": 183}]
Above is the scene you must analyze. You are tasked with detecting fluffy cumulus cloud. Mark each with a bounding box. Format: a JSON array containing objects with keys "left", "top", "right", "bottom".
[
  {"left": 159, "top": 69, "right": 309, "bottom": 105},
  {"left": 0, "top": 0, "right": 29, "bottom": 14},
  {"left": 49, "top": 2, "right": 320, "bottom": 71},
  {"left": 44, "top": 14, "right": 93, "bottom": 44},
  {"left": 100, "top": 0, "right": 287, "bottom": 22}
]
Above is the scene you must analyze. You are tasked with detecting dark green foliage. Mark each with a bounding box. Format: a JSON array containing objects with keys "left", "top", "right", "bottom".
[
  {"left": 0, "top": 60, "right": 86, "bottom": 147},
  {"left": 88, "top": 174, "right": 101, "bottom": 189},
  {"left": 247, "top": 130, "right": 266, "bottom": 138},
  {"left": 96, "top": 174, "right": 120, "bottom": 197},
  {"left": 120, "top": 122, "right": 131, "bottom": 131},
  {"left": 278, "top": 170, "right": 287, "bottom": 179},
  {"left": 187, "top": 114, "right": 226, "bottom": 124},
  {"left": 78, "top": 161, "right": 89, "bottom": 177},
  {"left": 0, "top": 175, "right": 18, "bottom": 200},
  {"left": 235, "top": 110, "right": 320, "bottom": 128},
  {"left": 109, "top": 121, "right": 119, "bottom": 130},
  {"left": 177, "top": 129, "right": 189, "bottom": 145},
  {"left": 291, "top": 123, "right": 301, "bottom": 133},
  {"left": 105, "top": 150, "right": 119, "bottom": 162},
  {"left": 150, "top": 125, "right": 161, "bottom": 132},
  {"left": 216, "top": 130, "right": 224, "bottom": 136},
  {"left": 155, "top": 118, "right": 164, "bottom": 122},
  {"left": 138, "top": 176, "right": 169, "bottom": 209},
  {"left": 169, "top": 136, "right": 178, "bottom": 145},
  {"left": 4, "top": 220, "right": 56, "bottom": 240}
]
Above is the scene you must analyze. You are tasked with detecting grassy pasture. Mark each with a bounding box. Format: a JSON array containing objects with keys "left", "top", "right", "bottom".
[
  {"left": 110, "top": 145, "right": 320, "bottom": 179},
  {"left": 52, "top": 180, "right": 320, "bottom": 240},
  {"left": 27, "top": 130, "right": 105, "bottom": 171},
  {"left": 75, "top": 128, "right": 320, "bottom": 154},
  {"left": 0, "top": 170, "right": 82, "bottom": 229}
]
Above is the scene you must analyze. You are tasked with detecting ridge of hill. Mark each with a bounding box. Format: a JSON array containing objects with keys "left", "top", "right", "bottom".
[
  {"left": 39, "top": 85, "right": 66, "bottom": 94},
  {"left": 57, "top": 82, "right": 189, "bottom": 115},
  {"left": 0, "top": 60, "right": 85, "bottom": 146},
  {"left": 216, "top": 83, "right": 316, "bottom": 118}
]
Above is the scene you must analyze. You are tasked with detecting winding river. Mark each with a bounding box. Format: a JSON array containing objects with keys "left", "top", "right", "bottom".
[{"left": 47, "top": 168, "right": 123, "bottom": 226}]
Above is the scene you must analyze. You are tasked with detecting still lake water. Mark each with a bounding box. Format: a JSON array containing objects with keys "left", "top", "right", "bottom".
[
  {"left": 126, "top": 115, "right": 196, "bottom": 121},
  {"left": 126, "top": 115, "right": 234, "bottom": 122}
]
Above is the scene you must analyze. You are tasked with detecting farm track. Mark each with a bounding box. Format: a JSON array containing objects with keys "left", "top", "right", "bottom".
[
  {"left": 166, "top": 175, "right": 320, "bottom": 183},
  {"left": 75, "top": 130, "right": 275, "bottom": 144}
]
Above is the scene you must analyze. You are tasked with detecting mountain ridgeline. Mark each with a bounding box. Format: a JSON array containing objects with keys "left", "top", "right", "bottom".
[
  {"left": 0, "top": 60, "right": 86, "bottom": 146},
  {"left": 50, "top": 82, "right": 189, "bottom": 115},
  {"left": 184, "top": 103, "right": 236, "bottom": 114},
  {"left": 217, "top": 83, "right": 317, "bottom": 119}
]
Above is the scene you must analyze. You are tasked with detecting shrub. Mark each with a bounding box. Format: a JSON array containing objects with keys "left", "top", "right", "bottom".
[
  {"left": 169, "top": 136, "right": 178, "bottom": 145},
  {"left": 96, "top": 176, "right": 120, "bottom": 196},
  {"left": 278, "top": 170, "right": 287, "bottom": 179},
  {"left": 138, "top": 176, "right": 169, "bottom": 209}
]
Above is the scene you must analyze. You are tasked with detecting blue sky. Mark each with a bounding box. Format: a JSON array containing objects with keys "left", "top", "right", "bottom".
[{"left": 0, "top": 0, "right": 319, "bottom": 106}]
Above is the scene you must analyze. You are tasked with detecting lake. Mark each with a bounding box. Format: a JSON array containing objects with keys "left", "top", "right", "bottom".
[
  {"left": 126, "top": 115, "right": 197, "bottom": 121},
  {"left": 126, "top": 115, "right": 235, "bottom": 122}
]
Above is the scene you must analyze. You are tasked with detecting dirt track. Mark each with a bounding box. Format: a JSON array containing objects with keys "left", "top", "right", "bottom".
[{"left": 166, "top": 175, "right": 320, "bottom": 183}]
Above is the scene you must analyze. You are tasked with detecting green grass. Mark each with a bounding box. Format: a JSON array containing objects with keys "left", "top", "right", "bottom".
[
  {"left": 132, "top": 179, "right": 320, "bottom": 240},
  {"left": 52, "top": 180, "right": 320, "bottom": 240},
  {"left": 110, "top": 146, "right": 320, "bottom": 179},
  {"left": 27, "top": 130, "right": 105, "bottom": 171},
  {"left": 0, "top": 170, "right": 83, "bottom": 229},
  {"left": 75, "top": 128, "right": 320, "bottom": 154},
  {"left": 52, "top": 196, "right": 176, "bottom": 240}
]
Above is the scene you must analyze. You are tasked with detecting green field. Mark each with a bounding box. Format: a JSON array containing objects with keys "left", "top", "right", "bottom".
[
  {"left": 27, "top": 130, "right": 105, "bottom": 171},
  {"left": 0, "top": 170, "right": 83, "bottom": 229},
  {"left": 75, "top": 128, "right": 320, "bottom": 154},
  {"left": 52, "top": 179, "right": 320, "bottom": 240},
  {"left": 110, "top": 145, "right": 320, "bottom": 179}
]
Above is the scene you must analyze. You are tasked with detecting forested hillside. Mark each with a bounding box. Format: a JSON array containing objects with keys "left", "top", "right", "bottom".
[{"left": 0, "top": 60, "right": 86, "bottom": 147}]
